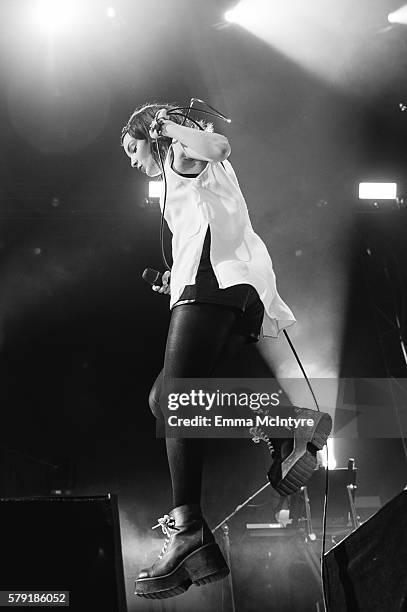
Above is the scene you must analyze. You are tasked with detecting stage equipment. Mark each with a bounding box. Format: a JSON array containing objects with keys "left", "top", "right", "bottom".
[
  {"left": 213, "top": 480, "right": 270, "bottom": 612},
  {"left": 358, "top": 182, "right": 397, "bottom": 200},
  {"left": 221, "top": 525, "right": 236, "bottom": 612},
  {"left": 243, "top": 524, "right": 324, "bottom": 611},
  {"left": 0, "top": 495, "right": 126, "bottom": 612},
  {"left": 212, "top": 469, "right": 333, "bottom": 611},
  {"left": 287, "top": 459, "right": 359, "bottom": 611},
  {"left": 323, "top": 489, "right": 407, "bottom": 611},
  {"left": 293, "top": 460, "right": 358, "bottom": 532},
  {"left": 388, "top": 5, "right": 407, "bottom": 25},
  {"left": 353, "top": 494, "right": 381, "bottom": 523}
]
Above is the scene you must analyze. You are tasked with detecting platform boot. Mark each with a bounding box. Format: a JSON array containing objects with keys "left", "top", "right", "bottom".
[
  {"left": 251, "top": 406, "right": 332, "bottom": 496},
  {"left": 135, "top": 503, "right": 229, "bottom": 599}
]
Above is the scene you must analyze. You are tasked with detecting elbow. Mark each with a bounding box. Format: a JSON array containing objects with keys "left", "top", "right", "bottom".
[{"left": 211, "top": 136, "right": 231, "bottom": 162}]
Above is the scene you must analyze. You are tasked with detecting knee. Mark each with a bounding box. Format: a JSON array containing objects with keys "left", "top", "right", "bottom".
[{"left": 149, "top": 371, "right": 163, "bottom": 419}]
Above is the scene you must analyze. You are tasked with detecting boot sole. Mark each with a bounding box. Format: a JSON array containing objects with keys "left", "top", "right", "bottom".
[
  {"left": 268, "top": 409, "right": 332, "bottom": 496},
  {"left": 135, "top": 542, "right": 229, "bottom": 599}
]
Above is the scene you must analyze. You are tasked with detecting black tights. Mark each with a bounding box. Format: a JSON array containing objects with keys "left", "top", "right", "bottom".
[{"left": 149, "top": 303, "right": 246, "bottom": 508}]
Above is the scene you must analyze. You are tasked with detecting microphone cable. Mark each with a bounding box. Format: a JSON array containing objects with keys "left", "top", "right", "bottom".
[
  {"left": 152, "top": 111, "right": 206, "bottom": 272},
  {"left": 283, "top": 328, "right": 330, "bottom": 611},
  {"left": 153, "top": 140, "right": 171, "bottom": 272}
]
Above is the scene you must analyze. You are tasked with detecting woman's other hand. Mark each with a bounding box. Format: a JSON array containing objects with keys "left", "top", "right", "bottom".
[
  {"left": 152, "top": 270, "right": 171, "bottom": 294},
  {"left": 149, "top": 109, "right": 170, "bottom": 140}
]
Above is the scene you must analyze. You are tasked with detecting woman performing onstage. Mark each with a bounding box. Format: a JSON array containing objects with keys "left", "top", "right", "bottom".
[{"left": 121, "top": 103, "right": 332, "bottom": 600}]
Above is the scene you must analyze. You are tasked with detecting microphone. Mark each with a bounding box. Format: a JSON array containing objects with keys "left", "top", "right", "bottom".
[{"left": 142, "top": 268, "right": 163, "bottom": 286}]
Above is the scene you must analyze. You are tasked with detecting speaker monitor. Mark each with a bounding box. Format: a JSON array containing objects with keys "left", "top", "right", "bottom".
[
  {"left": 323, "top": 489, "right": 407, "bottom": 611},
  {"left": 0, "top": 495, "right": 126, "bottom": 612}
]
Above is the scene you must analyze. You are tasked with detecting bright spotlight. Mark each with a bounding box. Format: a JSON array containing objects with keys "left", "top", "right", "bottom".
[
  {"left": 358, "top": 182, "right": 397, "bottom": 200},
  {"left": 149, "top": 181, "right": 163, "bottom": 199},
  {"left": 225, "top": 1, "right": 255, "bottom": 25},
  {"left": 321, "top": 438, "right": 337, "bottom": 470},
  {"left": 388, "top": 4, "right": 407, "bottom": 25},
  {"left": 106, "top": 6, "right": 116, "bottom": 19},
  {"left": 33, "top": 0, "right": 81, "bottom": 33},
  {"left": 225, "top": 8, "right": 239, "bottom": 23}
]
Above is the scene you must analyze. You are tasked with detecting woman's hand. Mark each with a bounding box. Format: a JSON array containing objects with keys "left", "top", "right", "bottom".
[
  {"left": 149, "top": 109, "right": 170, "bottom": 140},
  {"left": 152, "top": 270, "right": 171, "bottom": 295}
]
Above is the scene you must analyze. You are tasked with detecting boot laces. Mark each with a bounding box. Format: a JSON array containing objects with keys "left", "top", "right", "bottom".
[
  {"left": 249, "top": 426, "right": 275, "bottom": 456},
  {"left": 152, "top": 514, "right": 178, "bottom": 559}
]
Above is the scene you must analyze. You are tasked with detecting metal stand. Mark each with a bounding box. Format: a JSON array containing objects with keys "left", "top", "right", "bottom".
[
  {"left": 213, "top": 481, "right": 270, "bottom": 612},
  {"left": 220, "top": 525, "right": 236, "bottom": 612},
  {"left": 347, "top": 484, "right": 360, "bottom": 529},
  {"left": 301, "top": 485, "right": 316, "bottom": 541},
  {"left": 213, "top": 481, "right": 270, "bottom": 533}
]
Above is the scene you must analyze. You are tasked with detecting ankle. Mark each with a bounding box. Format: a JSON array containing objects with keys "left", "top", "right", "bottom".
[{"left": 170, "top": 503, "right": 202, "bottom": 518}]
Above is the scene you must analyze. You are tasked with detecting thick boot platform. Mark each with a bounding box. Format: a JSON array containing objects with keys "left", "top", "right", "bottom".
[
  {"left": 135, "top": 542, "right": 229, "bottom": 599},
  {"left": 268, "top": 408, "right": 332, "bottom": 496}
]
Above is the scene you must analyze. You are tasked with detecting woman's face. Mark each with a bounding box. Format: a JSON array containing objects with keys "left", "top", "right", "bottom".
[{"left": 122, "top": 132, "right": 160, "bottom": 177}]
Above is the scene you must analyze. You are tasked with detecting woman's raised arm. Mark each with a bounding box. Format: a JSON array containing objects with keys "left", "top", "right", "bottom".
[{"left": 150, "top": 109, "right": 231, "bottom": 162}]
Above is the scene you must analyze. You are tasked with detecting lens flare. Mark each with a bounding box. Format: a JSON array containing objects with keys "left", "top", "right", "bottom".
[
  {"left": 33, "top": 0, "right": 82, "bottom": 34},
  {"left": 106, "top": 6, "right": 117, "bottom": 19},
  {"left": 225, "top": 1, "right": 258, "bottom": 25}
]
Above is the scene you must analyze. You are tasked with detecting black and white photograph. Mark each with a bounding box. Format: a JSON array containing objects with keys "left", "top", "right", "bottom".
[{"left": 1, "top": 1, "right": 407, "bottom": 610}]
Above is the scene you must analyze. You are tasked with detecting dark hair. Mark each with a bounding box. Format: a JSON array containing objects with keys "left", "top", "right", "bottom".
[{"left": 121, "top": 101, "right": 211, "bottom": 167}]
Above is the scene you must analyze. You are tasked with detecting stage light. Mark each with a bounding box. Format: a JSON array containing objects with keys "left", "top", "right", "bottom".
[
  {"left": 358, "top": 182, "right": 397, "bottom": 200},
  {"left": 388, "top": 4, "right": 407, "bottom": 25},
  {"left": 106, "top": 6, "right": 116, "bottom": 19},
  {"left": 224, "top": 1, "right": 252, "bottom": 25},
  {"left": 321, "top": 438, "right": 337, "bottom": 470},
  {"left": 225, "top": 8, "right": 239, "bottom": 23},
  {"left": 33, "top": 0, "right": 82, "bottom": 34},
  {"left": 149, "top": 181, "right": 163, "bottom": 199}
]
